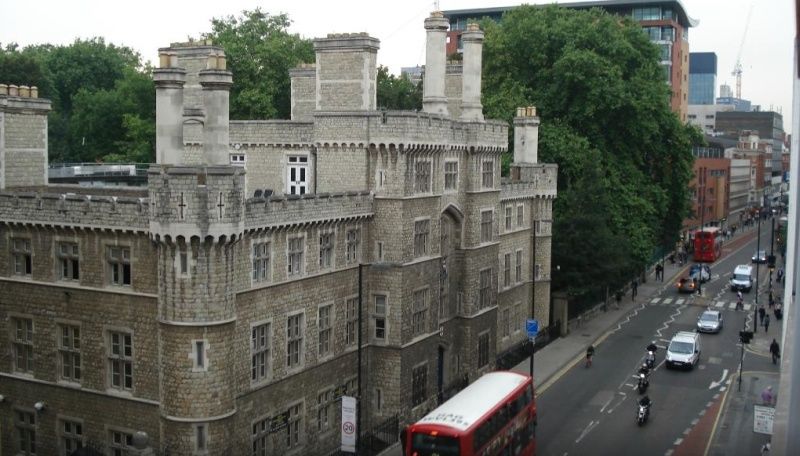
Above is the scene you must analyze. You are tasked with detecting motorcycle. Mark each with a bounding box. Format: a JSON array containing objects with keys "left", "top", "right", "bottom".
[
  {"left": 645, "top": 350, "right": 656, "bottom": 369},
  {"left": 637, "top": 373, "right": 649, "bottom": 394},
  {"left": 637, "top": 401, "right": 651, "bottom": 425}
]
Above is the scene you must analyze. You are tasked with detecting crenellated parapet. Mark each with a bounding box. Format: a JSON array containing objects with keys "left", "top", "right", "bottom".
[
  {"left": 0, "top": 190, "right": 148, "bottom": 232},
  {"left": 244, "top": 191, "right": 373, "bottom": 231},
  {"left": 501, "top": 164, "right": 558, "bottom": 200},
  {"left": 148, "top": 165, "right": 245, "bottom": 243}
]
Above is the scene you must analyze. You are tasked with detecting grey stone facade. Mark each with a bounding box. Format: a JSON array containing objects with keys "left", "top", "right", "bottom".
[{"left": 0, "top": 12, "right": 556, "bottom": 456}]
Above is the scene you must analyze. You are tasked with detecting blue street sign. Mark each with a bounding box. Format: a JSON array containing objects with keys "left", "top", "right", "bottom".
[{"left": 526, "top": 319, "right": 539, "bottom": 339}]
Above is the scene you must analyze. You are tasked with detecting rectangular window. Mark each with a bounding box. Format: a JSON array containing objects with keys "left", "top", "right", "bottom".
[
  {"left": 287, "top": 237, "right": 304, "bottom": 276},
  {"left": 374, "top": 295, "right": 387, "bottom": 340},
  {"left": 346, "top": 228, "right": 360, "bottom": 264},
  {"left": 482, "top": 160, "right": 494, "bottom": 188},
  {"left": 444, "top": 161, "right": 458, "bottom": 190},
  {"left": 514, "top": 303, "right": 522, "bottom": 334},
  {"left": 11, "top": 238, "right": 32, "bottom": 276},
  {"left": 195, "top": 340, "right": 205, "bottom": 369},
  {"left": 504, "top": 253, "right": 511, "bottom": 287},
  {"left": 376, "top": 241, "right": 384, "bottom": 261},
  {"left": 413, "top": 220, "right": 430, "bottom": 257},
  {"left": 179, "top": 251, "right": 188, "bottom": 275},
  {"left": 480, "top": 210, "right": 493, "bottom": 243},
  {"left": 108, "top": 246, "right": 131, "bottom": 286},
  {"left": 479, "top": 269, "right": 492, "bottom": 309},
  {"left": 414, "top": 159, "right": 431, "bottom": 193},
  {"left": 58, "top": 242, "right": 80, "bottom": 281},
  {"left": 15, "top": 410, "right": 36, "bottom": 455},
  {"left": 60, "top": 419, "right": 83, "bottom": 456},
  {"left": 252, "top": 242, "right": 270, "bottom": 282},
  {"left": 12, "top": 317, "right": 33, "bottom": 373},
  {"left": 109, "top": 430, "right": 133, "bottom": 456},
  {"left": 319, "top": 232, "right": 333, "bottom": 269},
  {"left": 287, "top": 314, "right": 304, "bottom": 368},
  {"left": 59, "top": 324, "right": 81, "bottom": 382},
  {"left": 502, "top": 308, "right": 510, "bottom": 337},
  {"left": 230, "top": 153, "right": 246, "bottom": 165},
  {"left": 287, "top": 155, "right": 309, "bottom": 195},
  {"left": 412, "top": 289, "right": 428, "bottom": 336},
  {"left": 375, "top": 388, "right": 384, "bottom": 412},
  {"left": 251, "top": 323, "right": 270, "bottom": 383},
  {"left": 252, "top": 417, "right": 270, "bottom": 455},
  {"left": 195, "top": 424, "right": 207, "bottom": 452},
  {"left": 516, "top": 250, "right": 523, "bottom": 283},
  {"left": 286, "top": 403, "right": 302, "bottom": 448},
  {"left": 317, "top": 388, "right": 334, "bottom": 432},
  {"left": 318, "top": 305, "right": 332, "bottom": 357},
  {"left": 478, "top": 332, "right": 490, "bottom": 367},
  {"left": 412, "top": 364, "right": 427, "bottom": 407},
  {"left": 505, "top": 206, "right": 512, "bottom": 231},
  {"left": 345, "top": 298, "right": 357, "bottom": 346},
  {"left": 517, "top": 204, "right": 524, "bottom": 227},
  {"left": 108, "top": 331, "right": 133, "bottom": 391}
]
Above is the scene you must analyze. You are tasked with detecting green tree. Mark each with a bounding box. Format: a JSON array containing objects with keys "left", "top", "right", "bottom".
[
  {"left": 482, "top": 6, "right": 696, "bottom": 306},
  {"left": 205, "top": 9, "right": 314, "bottom": 119},
  {"left": 376, "top": 65, "right": 422, "bottom": 110}
]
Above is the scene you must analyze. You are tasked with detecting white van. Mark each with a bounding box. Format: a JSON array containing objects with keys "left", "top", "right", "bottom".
[
  {"left": 729, "top": 265, "right": 753, "bottom": 292},
  {"left": 665, "top": 331, "right": 701, "bottom": 369}
]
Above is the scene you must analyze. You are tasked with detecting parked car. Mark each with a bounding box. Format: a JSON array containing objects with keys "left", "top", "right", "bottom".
[
  {"left": 676, "top": 276, "right": 697, "bottom": 293},
  {"left": 689, "top": 264, "right": 711, "bottom": 283},
  {"left": 752, "top": 250, "right": 767, "bottom": 264},
  {"left": 696, "top": 309, "right": 723, "bottom": 333}
]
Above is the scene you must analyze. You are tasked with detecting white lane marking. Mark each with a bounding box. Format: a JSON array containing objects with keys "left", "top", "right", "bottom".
[
  {"left": 691, "top": 418, "right": 699, "bottom": 426},
  {"left": 676, "top": 298, "right": 685, "bottom": 305},
  {"left": 651, "top": 297, "right": 661, "bottom": 304},
  {"left": 744, "top": 303, "right": 752, "bottom": 311},
  {"left": 715, "top": 301, "right": 725, "bottom": 308},
  {"left": 674, "top": 438, "right": 683, "bottom": 445},
  {"left": 600, "top": 395, "right": 614, "bottom": 413},
  {"left": 575, "top": 420, "right": 599, "bottom": 443},
  {"left": 709, "top": 369, "right": 729, "bottom": 389},
  {"left": 728, "top": 302, "right": 737, "bottom": 310},
  {"left": 683, "top": 428, "right": 691, "bottom": 436},
  {"left": 664, "top": 297, "right": 674, "bottom": 304},
  {"left": 605, "top": 392, "right": 627, "bottom": 415},
  {"left": 665, "top": 450, "right": 674, "bottom": 456}
]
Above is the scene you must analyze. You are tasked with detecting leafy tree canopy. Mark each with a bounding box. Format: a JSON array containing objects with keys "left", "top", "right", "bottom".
[
  {"left": 482, "top": 5, "right": 696, "bottom": 305},
  {"left": 376, "top": 65, "right": 422, "bottom": 110},
  {"left": 204, "top": 9, "right": 314, "bottom": 120}
]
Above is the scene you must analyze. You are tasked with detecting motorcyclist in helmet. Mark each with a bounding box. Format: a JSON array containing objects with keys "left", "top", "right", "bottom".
[
  {"left": 639, "top": 395, "right": 652, "bottom": 408},
  {"left": 646, "top": 341, "right": 658, "bottom": 353}
]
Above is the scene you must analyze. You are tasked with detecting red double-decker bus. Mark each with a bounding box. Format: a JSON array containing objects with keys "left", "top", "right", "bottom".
[
  {"left": 693, "top": 227, "right": 723, "bottom": 262},
  {"left": 404, "top": 371, "right": 536, "bottom": 456}
]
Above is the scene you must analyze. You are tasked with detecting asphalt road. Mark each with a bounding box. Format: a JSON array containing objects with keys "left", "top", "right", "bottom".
[{"left": 535, "top": 233, "right": 769, "bottom": 456}]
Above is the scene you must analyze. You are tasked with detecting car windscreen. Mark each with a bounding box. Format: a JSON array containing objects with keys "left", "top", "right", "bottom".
[
  {"left": 700, "top": 313, "right": 717, "bottom": 322},
  {"left": 669, "top": 341, "right": 694, "bottom": 354},
  {"left": 733, "top": 274, "right": 750, "bottom": 281},
  {"left": 411, "top": 433, "right": 460, "bottom": 456}
]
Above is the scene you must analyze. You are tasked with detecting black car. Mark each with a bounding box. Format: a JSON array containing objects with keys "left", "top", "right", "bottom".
[{"left": 752, "top": 250, "right": 767, "bottom": 264}]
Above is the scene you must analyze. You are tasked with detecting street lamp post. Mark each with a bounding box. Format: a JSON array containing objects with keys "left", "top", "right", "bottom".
[
  {"left": 754, "top": 214, "right": 762, "bottom": 333},
  {"left": 697, "top": 187, "right": 705, "bottom": 296},
  {"left": 357, "top": 263, "right": 364, "bottom": 455}
]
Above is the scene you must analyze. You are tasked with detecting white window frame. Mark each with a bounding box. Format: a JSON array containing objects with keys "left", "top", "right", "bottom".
[
  {"left": 504, "top": 206, "right": 512, "bottom": 232},
  {"left": 286, "top": 401, "right": 304, "bottom": 449},
  {"left": 412, "top": 288, "right": 428, "bottom": 336},
  {"left": 57, "top": 241, "right": 80, "bottom": 281},
  {"left": 346, "top": 227, "right": 361, "bottom": 264},
  {"left": 11, "top": 238, "right": 32, "bottom": 276},
  {"left": 503, "top": 253, "right": 512, "bottom": 288},
  {"left": 287, "top": 235, "right": 305, "bottom": 277},
  {"left": 250, "top": 320, "right": 272, "bottom": 385},
  {"left": 286, "top": 155, "right": 310, "bottom": 195},
  {"left": 286, "top": 311, "right": 305, "bottom": 370},
  {"left": 230, "top": 153, "right": 246, "bottom": 166},
  {"left": 344, "top": 296, "right": 358, "bottom": 347},
  {"left": 517, "top": 203, "right": 524, "bottom": 228},
  {"left": 444, "top": 160, "right": 459, "bottom": 192},
  {"left": 479, "top": 268, "right": 492, "bottom": 309},
  {"left": 58, "top": 323, "right": 81, "bottom": 383},
  {"left": 373, "top": 293, "right": 388, "bottom": 342},
  {"left": 317, "top": 303, "right": 333, "bottom": 359},
  {"left": 516, "top": 249, "right": 523, "bottom": 283},
  {"left": 252, "top": 240, "right": 271, "bottom": 283},
  {"left": 414, "top": 218, "right": 431, "bottom": 257},
  {"left": 481, "top": 160, "right": 494, "bottom": 189},
  {"left": 414, "top": 158, "right": 432, "bottom": 194},
  {"left": 107, "top": 245, "right": 131, "bottom": 287},
  {"left": 480, "top": 209, "right": 493, "bottom": 244},
  {"left": 107, "top": 329, "right": 133, "bottom": 392},
  {"left": 317, "top": 387, "right": 335, "bottom": 433},
  {"left": 59, "top": 417, "right": 85, "bottom": 456},
  {"left": 319, "top": 230, "right": 334, "bottom": 270}
]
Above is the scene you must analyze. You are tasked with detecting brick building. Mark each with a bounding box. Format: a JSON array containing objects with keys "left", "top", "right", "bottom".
[{"left": 0, "top": 13, "right": 555, "bottom": 456}]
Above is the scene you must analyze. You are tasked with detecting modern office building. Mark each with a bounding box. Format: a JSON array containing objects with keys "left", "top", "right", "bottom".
[
  {"left": 443, "top": 0, "right": 697, "bottom": 122},
  {"left": 689, "top": 52, "right": 717, "bottom": 105},
  {"left": 687, "top": 103, "right": 734, "bottom": 134}
]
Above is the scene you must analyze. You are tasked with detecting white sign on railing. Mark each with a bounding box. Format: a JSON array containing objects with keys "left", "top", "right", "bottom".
[
  {"left": 341, "top": 395, "right": 357, "bottom": 452},
  {"left": 753, "top": 405, "right": 774, "bottom": 435}
]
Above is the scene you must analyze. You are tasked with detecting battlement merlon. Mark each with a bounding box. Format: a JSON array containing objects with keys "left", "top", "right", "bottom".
[
  {"left": 148, "top": 165, "right": 245, "bottom": 242},
  {"left": 501, "top": 164, "right": 558, "bottom": 200},
  {"left": 244, "top": 191, "right": 374, "bottom": 231}
]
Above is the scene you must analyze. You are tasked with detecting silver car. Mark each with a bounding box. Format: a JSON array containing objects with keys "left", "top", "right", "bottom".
[{"left": 696, "top": 310, "right": 723, "bottom": 333}]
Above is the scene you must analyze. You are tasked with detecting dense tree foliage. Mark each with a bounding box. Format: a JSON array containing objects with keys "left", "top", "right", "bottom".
[
  {"left": 376, "top": 65, "right": 422, "bottom": 110},
  {"left": 205, "top": 9, "right": 314, "bottom": 120},
  {"left": 481, "top": 6, "right": 697, "bottom": 307},
  {"left": 0, "top": 39, "right": 154, "bottom": 163}
]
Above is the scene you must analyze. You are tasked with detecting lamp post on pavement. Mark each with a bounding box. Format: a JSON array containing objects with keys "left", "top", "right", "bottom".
[{"left": 754, "top": 213, "right": 762, "bottom": 333}]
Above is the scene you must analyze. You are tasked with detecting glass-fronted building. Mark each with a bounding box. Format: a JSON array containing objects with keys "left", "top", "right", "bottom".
[{"left": 689, "top": 52, "right": 717, "bottom": 105}]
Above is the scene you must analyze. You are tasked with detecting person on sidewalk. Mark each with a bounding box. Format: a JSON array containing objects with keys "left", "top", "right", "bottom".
[
  {"left": 761, "top": 386, "right": 775, "bottom": 406},
  {"left": 763, "top": 313, "right": 771, "bottom": 333},
  {"left": 631, "top": 279, "right": 638, "bottom": 301},
  {"left": 761, "top": 441, "right": 771, "bottom": 455},
  {"left": 655, "top": 263, "right": 664, "bottom": 281},
  {"left": 768, "top": 291, "right": 775, "bottom": 309},
  {"left": 770, "top": 339, "right": 780, "bottom": 365},
  {"left": 585, "top": 345, "right": 595, "bottom": 368},
  {"left": 759, "top": 305, "right": 766, "bottom": 326},
  {"left": 614, "top": 291, "right": 622, "bottom": 310}
]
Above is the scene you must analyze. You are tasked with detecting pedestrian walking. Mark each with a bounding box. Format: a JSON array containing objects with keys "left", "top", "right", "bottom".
[
  {"left": 655, "top": 263, "right": 664, "bottom": 281},
  {"left": 761, "top": 386, "right": 774, "bottom": 405},
  {"left": 777, "top": 268, "right": 784, "bottom": 283},
  {"left": 763, "top": 313, "right": 771, "bottom": 333},
  {"left": 614, "top": 290, "right": 622, "bottom": 309},
  {"left": 759, "top": 306, "right": 766, "bottom": 326},
  {"left": 770, "top": 339, "right": 780, "bottom": 365},
  {"left": 768, "top": 291, "right": 775, "bottom": 309},
  {"left": 631, "top": 278, "right": 638, "bottom": 301},
  {"left": 761, "top": 442, "right": 771, "bottom": 455}
]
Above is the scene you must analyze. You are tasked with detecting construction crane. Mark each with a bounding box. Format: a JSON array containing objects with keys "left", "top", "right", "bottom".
[{"left": 732, "top": 4, "right": 754, "bottom": 99}]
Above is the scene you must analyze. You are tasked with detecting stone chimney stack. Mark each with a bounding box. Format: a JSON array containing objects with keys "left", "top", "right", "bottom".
[
  {"left": 313, "top": 33, "right": 380, "bottom": 111},
  {"left": 199, "top": 53, "right": 233, "bottom": 165},
  {"left": 460, "top": 23, "right": 484, "bottom": 122},
  {"left": 0, "top": 83, "right": 50, "bottom": 189},
  {"left": 289, "top": 63, "right": 317, "bottom": 121},
  {"left": 513, "top": 106, "right": 539, "bottom": 164},
  {"left": 422, "top": 11, "right": 449, "bottom": 116},
  {"left": 153, "top": 51, "right": 186, "bottom": 164}
]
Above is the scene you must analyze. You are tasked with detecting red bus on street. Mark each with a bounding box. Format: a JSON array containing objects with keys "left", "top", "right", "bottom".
[
  {"left": 404, "top": 371, "right": 536, "bottom": 456},
  {"left": 693, "top": 227, "right": 723, "bottom": 262}
]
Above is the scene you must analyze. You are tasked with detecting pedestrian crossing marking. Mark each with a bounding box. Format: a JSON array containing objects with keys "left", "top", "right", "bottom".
[
  {"left": 743, "top": 304, "right": 752, "bottom": 311},
  {"left": 676, "top": 298, "right": 685, "bottom": 305},
  {"left": 728, "top": 302, "right": 737, "bottom": 310},
  {"left": 663, "top": 298, "right": 673, "bottom": 304},
  {"left": 648, "top": 299, "right": 756, "bottom": 311},
  {"left": 715, "top": 301, "right": 725, "bottom": 308},
  {"left": 651, "top": 298, "right": 661, "bottom": 304}
]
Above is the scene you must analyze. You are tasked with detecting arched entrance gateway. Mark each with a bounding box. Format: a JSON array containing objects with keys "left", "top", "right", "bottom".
[{"left": 438, "top": 204, "right": 464, "bottom": 401}]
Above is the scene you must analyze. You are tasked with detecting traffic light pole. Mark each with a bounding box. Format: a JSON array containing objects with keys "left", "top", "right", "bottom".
[{"left": 754, "top": 214, "right": 761, "bottom": 333}]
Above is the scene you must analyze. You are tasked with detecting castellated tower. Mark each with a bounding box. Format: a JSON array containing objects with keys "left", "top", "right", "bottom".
[
  {"left": 0, "top": 84, "right": 50, "bottom": 189},
  {"left": 313, "top": 33, "right": 379, "bottom": 111}
]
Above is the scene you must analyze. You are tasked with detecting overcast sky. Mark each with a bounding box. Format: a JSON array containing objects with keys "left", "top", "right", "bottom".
[{"left": 0, "top": 0, "right": 794, "bottom": 132}]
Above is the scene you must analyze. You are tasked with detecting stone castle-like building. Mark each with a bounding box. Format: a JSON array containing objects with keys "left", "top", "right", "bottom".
[{"left": 0, "top": 13, "right": 556, "bottom": 455}]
